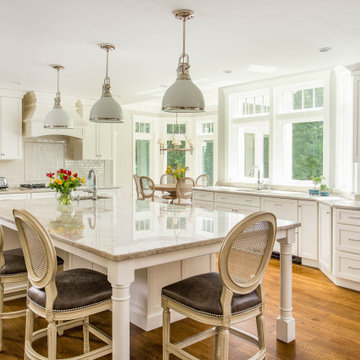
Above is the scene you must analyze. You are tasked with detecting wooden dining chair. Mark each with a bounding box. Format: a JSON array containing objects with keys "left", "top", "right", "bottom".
[
  {"left": 195, "top": 174, "right": 210, "bottom": 187},
  {"left": 133, "top": 174, "right": 143, "bottom": 200},
  {"left": 161, "top": 212, "right": 277, "bottom": 360},
  {"left": 176, "top": 177, "right": 195, "bottom": 205},
  {"left": 140, "top": 176, "right": 156, "bottom": 201},
  {"left": 0, "top": 224, "right": 64, "bottom": 352},
  {"left": 13, "top": 209, "right": 112, "bottom": 360}
]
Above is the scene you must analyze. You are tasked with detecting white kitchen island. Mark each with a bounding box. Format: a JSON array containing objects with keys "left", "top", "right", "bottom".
[{"left": 0, "top": 196, "right": 299, "bottom": 360}]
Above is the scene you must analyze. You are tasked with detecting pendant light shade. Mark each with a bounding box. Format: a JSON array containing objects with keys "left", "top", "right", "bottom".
[
  {"left": 44, "top": 65, "right": 73, "bottom": 129},
  {"left": 162, "top": 10, "right": 205, "bottom": 113},
  {"left": 90, "top": 43, "right": 124, "bottom": 123}
]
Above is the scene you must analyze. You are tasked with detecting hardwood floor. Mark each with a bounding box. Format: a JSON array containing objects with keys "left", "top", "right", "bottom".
[{"left": 0, "top": 259, "right": 359, "bottom": 360}]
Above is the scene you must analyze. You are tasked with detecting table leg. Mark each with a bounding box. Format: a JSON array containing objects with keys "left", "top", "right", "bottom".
[
  {"left": 276, "top": 229, "right": 296, "bottom": 343},
  {"left": 108, "top": 262, "right": 135, "bottom": 360}
]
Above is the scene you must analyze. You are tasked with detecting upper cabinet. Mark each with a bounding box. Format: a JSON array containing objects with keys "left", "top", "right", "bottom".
[
  {"left": 82, "top": 105, "right": 115, "bottom": 160},
  {"left": 0, "top": 93, "right": 23, "bottom": 160}
]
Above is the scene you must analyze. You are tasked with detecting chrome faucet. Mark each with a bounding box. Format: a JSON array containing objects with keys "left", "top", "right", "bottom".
[
  {"left": 249, "top": 165, "right": 262, "bottom": 190},
  {"left": 87, "top": 169, "right": 98, "bottom": 200}
]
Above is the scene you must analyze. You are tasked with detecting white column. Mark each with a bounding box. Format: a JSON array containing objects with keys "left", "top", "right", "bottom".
[
  {"left": 276, "top": 228, "right": 296, "bottom": 343},
  {"left": 108, "top": 261, "right": 135, "bottom": 360}
]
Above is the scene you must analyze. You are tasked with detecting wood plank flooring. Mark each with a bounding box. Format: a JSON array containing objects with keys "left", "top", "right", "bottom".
[{"left": 0, "top": 259, "right": 359, "bottom": 360}]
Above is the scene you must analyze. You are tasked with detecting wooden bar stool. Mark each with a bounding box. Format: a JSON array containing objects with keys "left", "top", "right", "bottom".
[
  {"left": 161, "top": 212, "right": 277, "bottom": 360},
  {"left": 0, "top": 225, "right": 64, "bottom": 352},
  {"left": 13, "top": 209, "right": 112, "bottom": 360}
]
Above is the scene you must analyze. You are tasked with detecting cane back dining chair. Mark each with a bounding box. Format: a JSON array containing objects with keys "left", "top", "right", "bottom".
[
  {"left": 133, "top": 174, "right": 143, "bottom": 200},
  {"left": 140, "top": 176, "right": 156, "bottom": 201},
  {"left": 176, "top": 177, "right": 195, "bottom": 205},
  {"left": 13, "top": 209, "right": 112, "bottom": 360},
  {"left": 161, "top": 211, "right": 277, "bottom": 360},
  {"left": 195, "top": 174, "right": 210, "bottom": 187},
  {"left": 0, "top": 224, "right": 64, "bottom": 352}
]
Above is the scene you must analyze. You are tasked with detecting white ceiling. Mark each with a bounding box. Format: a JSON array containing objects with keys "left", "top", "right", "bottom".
[{"left": 1, "top": 0, "right": 360, "bottom": 108}]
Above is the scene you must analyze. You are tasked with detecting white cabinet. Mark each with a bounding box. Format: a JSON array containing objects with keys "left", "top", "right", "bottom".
[
  {"left": 0, "top": 96, "right": 22, "bottom": 159},
  {"left": 83, "top": 122, "right": 114, "bottom": 160},
  {"left": 298, "top": 200, "right": 318, "bottom": 261},
  {"left": 214, "top": 203, "right": 258, "bottom": 215},
  {"left": 261, "top": 197, "right": 298, "bottom": 255},
  {"left": 319, "top": 203, "right": 332, "bottom": 273}
]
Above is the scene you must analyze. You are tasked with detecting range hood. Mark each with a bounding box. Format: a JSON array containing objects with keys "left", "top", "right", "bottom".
[{"left": 23, "top": 91, "right": 87, "bottom": 139}]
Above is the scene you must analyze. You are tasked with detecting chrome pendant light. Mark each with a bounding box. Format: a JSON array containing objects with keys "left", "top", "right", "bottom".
[
  {"left": 162, "top": 9, "right": 205, "bottom": 113},
  {"left": 44, "top": 65, "right": 73, "bottom": 129},
  {"left": 90, "top": 43, "right": 124, "bottom": 123}
]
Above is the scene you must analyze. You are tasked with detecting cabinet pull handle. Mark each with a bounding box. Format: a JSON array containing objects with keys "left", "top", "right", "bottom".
[
  {"left": 349, "top": 216, "right": 360, "bottom": 220},
  {"left": 232, "top": 209, "right": 238, "bottom": 213},
  {"left": 348, "top": 238, "right": 360, "bottom": 242},
  {"left": 348, "top": 266, "right": 360, "bottom": 271}
]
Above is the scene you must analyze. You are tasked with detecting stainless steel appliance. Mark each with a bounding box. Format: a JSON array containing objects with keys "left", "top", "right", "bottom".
[
  {"left": 0, "top": 177, "right": 8, "bottom": 189},
  {"left": 19, "top": 183, "right": 47, "bottom": 189}
]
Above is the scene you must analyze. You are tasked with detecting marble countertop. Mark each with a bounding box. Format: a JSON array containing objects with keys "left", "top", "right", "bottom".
[
  {"left": 0, "top": 196, "right": 299, "bottom": 261},
  {"left": 0, "top": 185, "right": 121, "bottom": 195},
  {"left": 193, "top": 186, "right": 360, "bottom": 210}
]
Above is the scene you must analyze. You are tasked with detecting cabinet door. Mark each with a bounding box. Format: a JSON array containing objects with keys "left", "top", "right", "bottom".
[
  {"left": 0, "top": 97, "right": 22, "bottom": 159},
  {"left": 261, "top": 197, "right": 298, "bottom": 254},
  {"left": 319, "top": 203, "right": 332, "bottom": 272},
  {"left": 298, "top": 200, "right": 318, "bottom": 260},
  {"left": 82, "top": 122, "right": 97, "bottom": 160},
  {"left": 353, "top": 75, "right": 360, "bottom": 161},
  {"left": 97, "top": 123, "right": 114, "bottom": 160}
]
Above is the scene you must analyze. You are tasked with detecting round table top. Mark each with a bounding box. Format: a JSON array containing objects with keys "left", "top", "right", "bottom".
[{"left": 155, "top": 184, "right": 176, "bottom": 192}]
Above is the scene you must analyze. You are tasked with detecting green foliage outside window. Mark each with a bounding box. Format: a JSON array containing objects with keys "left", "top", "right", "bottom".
[
  {"left": 135, "top": 140, "right": 150, "bottom": 176},
  {"left": 202, "top": 140, "right": 214, "bottom": 185},
  {"left": 292, "top": 122, "right": 323, "bottom": 180},
  {"left": 166, "top": 141, "right": 186, "bottom": 169},
  {"left": 263, "top": 136, "right": 269, "bottom": 178},
  {"left": 167, "top": 124, "right": 186, "bottom": 134}
]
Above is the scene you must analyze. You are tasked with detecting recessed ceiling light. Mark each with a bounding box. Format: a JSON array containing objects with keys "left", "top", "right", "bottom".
[
  {"left": 319, "top": 46, "right": 332, "bottom": 53},
  {"left": 222, "top": 70, "right": 232, "bottom": 74},
  {"left": 247, "top": 65, "right": 278, "bottom": 74}
]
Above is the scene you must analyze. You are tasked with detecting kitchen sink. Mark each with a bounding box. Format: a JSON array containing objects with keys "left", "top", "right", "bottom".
[{"left": 74, "top": 195, "right": 111, "bottom": 201}]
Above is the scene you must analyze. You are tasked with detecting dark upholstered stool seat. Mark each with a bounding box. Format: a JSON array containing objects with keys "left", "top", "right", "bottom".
[
  {"left": 0, "top": 248, "right": 64, "bottom": 276},
  {"left": 162, "top": 272, "right": 261, "bottom": 316},
  {"left": 28, "top": 268, "right": 112, "bottom": 311}
]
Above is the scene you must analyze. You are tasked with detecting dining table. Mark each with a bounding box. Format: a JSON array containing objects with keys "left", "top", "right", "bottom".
[
  {"left": 0, "top": 194, "right": 300, "bottom": 360},
  {"left": 154, "top": 183, "right": 177, "bottom": 202}
]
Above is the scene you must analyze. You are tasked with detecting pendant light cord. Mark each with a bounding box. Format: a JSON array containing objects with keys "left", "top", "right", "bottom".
[
  {"left": 105, "top": 48, "right": 110, "bottom": 80},
  {"left": 182, "top": 19, "right": 186, "bottom": 60},
  {"left": 56, "top": 67, "right": 60, "bottom": 96}
]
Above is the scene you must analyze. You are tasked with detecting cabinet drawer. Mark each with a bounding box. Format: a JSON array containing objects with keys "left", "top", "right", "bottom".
[
  {"left": 261, "top": 197, "right": 298, "bottom": 221},
  {"left": 215, "top": 203, "right": 259, "bottom": 215},
  {"left": 193, "top": 191, "right": 214, "bottom": 202},
  {"left": 336, "top": 209, "right": 360, "bottom": 226},
  {"left": 215, "top": 193, "right": 260, "bottom": 207},
  {"left": 336, "top": 224, "right": 360, "bottom": 255},
  {"left": 335, "top": 251, "right": 360, "bottom": 282},
  {"left": 193, "top": 200, "right": 214, "bottom": 210}
]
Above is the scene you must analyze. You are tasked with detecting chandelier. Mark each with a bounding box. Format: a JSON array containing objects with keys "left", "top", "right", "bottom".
[{"left": 158, "top": 115, "right": 194, "bottom": 154}]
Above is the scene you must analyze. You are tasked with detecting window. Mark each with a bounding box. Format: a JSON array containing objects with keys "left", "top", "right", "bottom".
[
  {"left": 292, "top": 121, "right": 323, "bottom": 180},
  {"left": 135, "top": 219, "right": 150, "bottom": 231},
  {"left": 201, "top": 122, "right": 214, "bottom": 134},
  {"left": 263, "top": 136, "right": 269, "bottom": 179},
  {"left": 244, "top": 133, "right": 255, "bottom": 176},
  {"left": 232, "top": 91, "right": 270, "bottom": 118},
  {"left": 202, "top": 218, "right": 214, "bottom": 233},
  {"left": 135, "top": 122, "right": 150, "bottom": 133},
  {"left": 167, "top": 124, "right": 186, "bottom": 134},
  {"left": 280, "top": 86, "right": 324, "bottom": 113},
  {"left": 135, "top": 140, "right": 150, "bottom": 176},
  {"left": 166, "top": 141, "right": 186, "bottom": 169},
  {"left": 201, "top": 140, "right": 214, "bottom": 185}
]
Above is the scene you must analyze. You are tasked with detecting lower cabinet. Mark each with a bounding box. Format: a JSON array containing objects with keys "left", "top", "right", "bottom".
[{"left": 319, "top": 203, "right": 332, "bottom": 273}]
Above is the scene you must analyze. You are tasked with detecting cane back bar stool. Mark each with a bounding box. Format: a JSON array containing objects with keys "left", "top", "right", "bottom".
[
  {"left": 13, "top": 209, "right": 112, "bottom": 360},
  {"left": 161, "top": 212, "right": 277, "bottom": 360},
  {"left": 0, "top": 224, "right": 64, "bottom": 352}
]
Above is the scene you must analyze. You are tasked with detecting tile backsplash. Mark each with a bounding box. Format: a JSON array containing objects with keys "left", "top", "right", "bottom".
[{"left": 0, "top": 139, "right": 105, "bottom": 187}]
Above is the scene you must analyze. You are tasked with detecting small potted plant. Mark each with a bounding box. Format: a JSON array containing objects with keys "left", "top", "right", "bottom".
[
  {"left": 320, "top": 183, "right": 329, "bottom": 196},
  {"left": 309, "top": 176, "right": 324, "bottom": 195}
]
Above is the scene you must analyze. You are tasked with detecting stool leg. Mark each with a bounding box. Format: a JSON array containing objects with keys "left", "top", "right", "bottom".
[
  {"left": 256, "top": 314, "right": 266, "bottom": 353},
  {"left": 24, "top": 309, "right": 34, "bottom": 360},
  {"left": 83, "top": 316, "right": 90, "bottom": 353},
  {"left": 0, "top": 283, "right": 3, "bottom": 352},
  {"left": 47, "top": 321, "right": 57, "bottom": 360},
  {"left": 162, "top": 305, "right": 170, "bottom": 360},
  {"left": 218, "top": 327, "right": 229, "bottom": 360}
]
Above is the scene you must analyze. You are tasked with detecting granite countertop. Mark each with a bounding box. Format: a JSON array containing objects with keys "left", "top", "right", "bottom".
[
  {"left": 0, "top": 196, "right": 299, "bottom": 261},
  {"left": 193, "top": 186, "right": 360, "bottom": 210},
  {"left": 0, "top": 185, "right": 121, "bottom": 195}
]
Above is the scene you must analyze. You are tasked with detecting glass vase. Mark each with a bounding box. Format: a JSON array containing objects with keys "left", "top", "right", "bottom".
[{"left": 57, "top": 191, "right": 72, "bottom": 205}]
